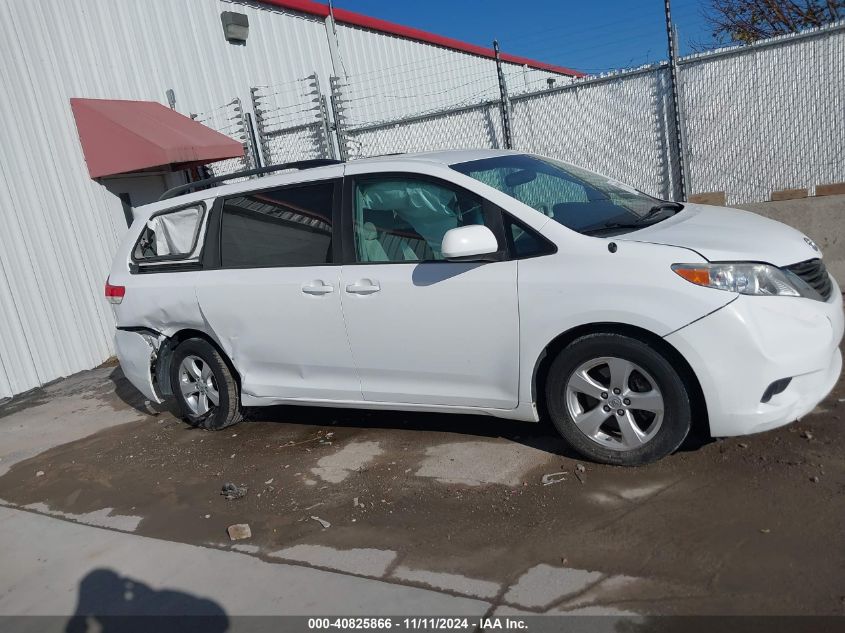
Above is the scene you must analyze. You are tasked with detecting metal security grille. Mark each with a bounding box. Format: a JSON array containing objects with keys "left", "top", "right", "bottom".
[
  {"left": 251, "top": 74, "right": 335, "bottom": 166},
  {"left": 190, "top": 98, "right": 256, "bottom": 179}
]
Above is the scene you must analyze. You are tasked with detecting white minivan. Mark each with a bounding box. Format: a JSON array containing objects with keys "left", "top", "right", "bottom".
[{"left": 107, "top": 150, "right": 843, "bottom": 465}]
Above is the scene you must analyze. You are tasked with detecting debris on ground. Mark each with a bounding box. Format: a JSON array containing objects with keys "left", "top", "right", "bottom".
[
  {"left": 353, "top": 497, "right": 360, "bottom": 507},
  {"left": 35, "top": 471, "right": 44, "bottom": 477},
  {"left": 310, "top": 516, "right": 331, "bottom": 529},
  {"left": 738, "top": 442, "right": 749, "bottom": 449},
  {"left": 264, "top": 478, "right": 274, "bottom": 485},
  {"left": 810, "top": 476, "right": 820, "bottom": 483},
  {"left": 227, "top": 523, "right": 252, "bottom": 540},
  {"left": 801, "top": 431, "right": 814, "bottom": 440},
  {"left": 541, "top": 472, "right": 568, "bottom": 486},
  {"left": 221, "top": 482, "right": 248, "bottom": 500},
  {"left": 759, "top": 528, "right": 771, "bottom": 534},
  {"left": 204, "top": 514, "right": 211, "bottom": 519},
  {"left": 574, "top": 464, "right": 586, "bottom": 484}
]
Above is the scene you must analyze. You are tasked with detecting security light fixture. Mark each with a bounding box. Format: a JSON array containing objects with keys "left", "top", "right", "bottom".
[{"left": 221, "top": 11, "right": 249, "bottom": 44}]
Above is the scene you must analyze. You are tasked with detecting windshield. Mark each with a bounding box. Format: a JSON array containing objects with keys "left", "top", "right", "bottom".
[{"left": 450, "top": 154, "right": 679, "bottom": 235}]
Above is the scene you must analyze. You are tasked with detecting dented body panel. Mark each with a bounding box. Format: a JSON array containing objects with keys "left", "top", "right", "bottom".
[{"left": 114, "top": 330, "right": 164, "bottom": 404}]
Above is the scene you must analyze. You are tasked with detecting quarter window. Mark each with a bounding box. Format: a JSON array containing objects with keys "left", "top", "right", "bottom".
[
  {"left": 133, "top": 205, "right": 203, "bottom": 261},
  {"left": 220, "top": 182, "right": 334, "bottom": 268},
  {"left": 353, "top": 178, "right": 491, "bottom": 263}
]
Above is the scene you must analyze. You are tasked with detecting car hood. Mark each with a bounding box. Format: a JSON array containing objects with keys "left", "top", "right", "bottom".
[{"left": 621, "top": 203, "right": 821, "bottom": 266}]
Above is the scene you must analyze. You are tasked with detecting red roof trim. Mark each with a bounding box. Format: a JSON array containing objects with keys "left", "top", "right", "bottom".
[{"left": 259, "top": 0, "right": 584, "bottom": 77}]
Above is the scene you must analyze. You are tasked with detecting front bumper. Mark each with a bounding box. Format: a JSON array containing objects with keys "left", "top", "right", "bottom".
[{"left": 666, "top": 279, "right": 844, "bottom": 437}]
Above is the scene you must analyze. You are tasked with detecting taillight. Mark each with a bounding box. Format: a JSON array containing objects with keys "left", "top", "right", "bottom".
[{"left": 105, "top": 277, "right": 125, "bottom": 305}]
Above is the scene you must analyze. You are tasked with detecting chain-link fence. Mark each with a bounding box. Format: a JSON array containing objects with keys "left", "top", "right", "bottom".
[
  {"left": 251, "top": 74, "right": 335, "bottom": 165},
  {"left": 680, "top": 22, "right": 845, "bottom": 203},
  {"left": 185, "top": 22, "right": 843, "bottom": 204},
  {"left": 509, "top": 66, "right": 681, "bottom": 200},
  {"left": 341, "top": 100, "right": 507, "bottom": 160},
  {"left": 320, "top": 20, "right": 844, "bottom": 204},
  {"left": 190, "top": 98, "right": 256, "bottom": 179}
]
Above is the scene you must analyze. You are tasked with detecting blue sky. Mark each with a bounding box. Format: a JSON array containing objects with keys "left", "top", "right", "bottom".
[{"left": 331, "top": 0, "right": 712, "bottom": 74}]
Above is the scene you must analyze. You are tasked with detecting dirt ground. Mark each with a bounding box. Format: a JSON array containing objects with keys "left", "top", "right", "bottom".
[{"left": 1, "top": 346, "right": 843, "bottom": 616}]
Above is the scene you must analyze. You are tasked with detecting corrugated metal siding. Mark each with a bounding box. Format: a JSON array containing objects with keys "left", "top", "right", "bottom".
[{"left": 0, "top": 0, "right": 559, "bottom": 399}]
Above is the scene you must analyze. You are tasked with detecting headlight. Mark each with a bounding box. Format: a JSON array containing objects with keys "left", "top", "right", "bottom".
[{"left": 672, "top": 263, "right": 804, "bottom": 297}]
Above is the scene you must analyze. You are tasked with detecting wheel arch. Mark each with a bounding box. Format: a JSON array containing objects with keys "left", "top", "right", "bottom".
[
  {"left": 531, "top": 322, "right": 710, "bottom": 438},
  {"left": 156, "top": 328, "right": 242, "bottom": 398}
]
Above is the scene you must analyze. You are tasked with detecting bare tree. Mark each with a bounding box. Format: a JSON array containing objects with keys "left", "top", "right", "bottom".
[{"left": 701, "top": 0, "right": 843, "bottom": 45}]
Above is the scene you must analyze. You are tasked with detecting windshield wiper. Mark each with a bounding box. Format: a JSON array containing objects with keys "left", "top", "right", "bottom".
[
  {"left": 581, "top": 222, "right": 640, "bottom": 236},
  {"left": 635, "top": 201, "right": 683, "bottom": 224}
]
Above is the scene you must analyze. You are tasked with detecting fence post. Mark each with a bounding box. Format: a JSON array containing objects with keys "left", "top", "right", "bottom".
[
  {"left": 244, "top": 113, "right": 262, "bottom": 168},
  {"left": 305, "top": 73, "right": 336, "bottom": 160},
  {"left": 250, "top": 87, "right": 272, "bottom": 167},
  {"left": 493, "top": 40, "right": 513, "bottom": 150},
  {"left": 329, "top": 75, "right": 350, "bottom": 161},
  {"left": 663, "top": 0, "right": 687, "bottom": 201}
]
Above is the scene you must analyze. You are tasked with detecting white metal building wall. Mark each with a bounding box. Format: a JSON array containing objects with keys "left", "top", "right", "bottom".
[{"left": 0, "top": 0, "right": 573, "bottom": 399}]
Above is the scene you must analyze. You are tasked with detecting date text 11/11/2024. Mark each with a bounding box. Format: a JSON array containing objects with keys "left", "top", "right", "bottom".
[{"left": 307, "top": 617, "right": 528, "bottom": 630}]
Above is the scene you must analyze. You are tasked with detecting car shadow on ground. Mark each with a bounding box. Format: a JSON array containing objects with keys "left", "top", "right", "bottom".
[
  {"left": 107, "top": 368, "right": 178, "bottom": 418},
  {"left": 65, "top": 568, "right": 228, "bottom": 632},
  {"left": 107, "top": 366, "right": 712, "bottom": 462}
]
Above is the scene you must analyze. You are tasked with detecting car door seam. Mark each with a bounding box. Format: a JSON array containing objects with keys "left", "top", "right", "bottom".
[{"left": 337, "top": 265, "right": 366, "bottom": 397}]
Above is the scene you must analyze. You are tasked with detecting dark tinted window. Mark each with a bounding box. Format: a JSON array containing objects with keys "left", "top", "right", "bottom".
[
  {"left": 504, "top": 215, "right": 556, "bottom": 259},
  {"left": 221, "top": 182, "right": 334, "bottom": 268}
]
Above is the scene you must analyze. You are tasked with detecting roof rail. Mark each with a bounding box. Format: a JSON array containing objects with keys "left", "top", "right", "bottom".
[{"left": 158, "top": 158, "right": 344, "bottom": 201}]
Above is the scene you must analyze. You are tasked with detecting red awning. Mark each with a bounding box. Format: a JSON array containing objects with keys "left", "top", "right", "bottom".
[{"left": 70, "top": 98, "right": 245, "bottom": 178}]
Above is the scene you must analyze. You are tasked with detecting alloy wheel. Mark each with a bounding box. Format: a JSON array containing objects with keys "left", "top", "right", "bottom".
[
  {"left": 564, "top": 356, "right": 664, "bottom": 451},
  {"left": 178, "top": 354, "right": 220, "bottom": 416}
]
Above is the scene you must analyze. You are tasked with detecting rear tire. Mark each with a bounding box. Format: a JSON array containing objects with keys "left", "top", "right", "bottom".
[
  {"left": 170, "top": 338, "right": 243, "bottom": 430},
  {"left": 545, "top": 333, "right": 691, "bottom": 466}
]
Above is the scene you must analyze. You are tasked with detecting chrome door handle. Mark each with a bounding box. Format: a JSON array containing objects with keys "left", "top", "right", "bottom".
[
  {"left": 345, "top": 279, "right": 381, "bottom": 295},
  {"left": 301, "top": 280, "right": 334, "bottom": 295}
]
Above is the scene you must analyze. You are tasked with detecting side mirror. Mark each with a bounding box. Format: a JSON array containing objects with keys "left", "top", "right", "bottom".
[{"left": 441, "top": 225, "right": 499, "bottom": 261}]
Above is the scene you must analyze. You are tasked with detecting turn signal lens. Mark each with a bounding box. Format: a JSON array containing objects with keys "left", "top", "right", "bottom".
[{"left": 673, "top": 267, "right": 710, "bottom": 286}]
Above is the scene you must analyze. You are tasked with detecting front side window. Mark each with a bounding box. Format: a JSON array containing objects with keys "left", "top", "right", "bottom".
[
  {"left": 451, "top": 154, "right": 680, "bottom": 236},
  {"left": 220, "top": 182, "right": 334, "bottom": 268},
  {"left": 133, "top": 205, "right": 203, "bottom": 261},
  {"left": 353, "top": 177, "right": 490, "bottom": 263}
]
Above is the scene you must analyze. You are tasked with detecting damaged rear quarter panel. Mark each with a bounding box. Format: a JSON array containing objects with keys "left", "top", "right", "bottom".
[
  {"left": 111, "top": 271, "right": 218, "bottom": 402},
  {"left": 114, "top": 329, "right": 164, "bottom": 403}
]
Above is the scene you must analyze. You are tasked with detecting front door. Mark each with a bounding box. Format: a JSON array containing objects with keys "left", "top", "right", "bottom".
[
  {"left": 339, "top": 173, "right": 519, "bottom": 409},
  {"left": 196, "top": 177, "right": 362, "bottom": 401}
]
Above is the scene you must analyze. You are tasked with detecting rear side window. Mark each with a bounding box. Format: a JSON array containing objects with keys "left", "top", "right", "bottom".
[
  {"left": 133, "top": 205, "right": 203, "bottom": 261},
  {"left": 220, "top": 182, "right": 334, "bottom": 268}
]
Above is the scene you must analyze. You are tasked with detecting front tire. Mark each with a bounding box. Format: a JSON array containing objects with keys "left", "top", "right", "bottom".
[
  {"left": 545, "top": 333, "right": 691, "bottom": 466},
  {"left": 170, "top": 338, "right": 243, "bottom": 430}
]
